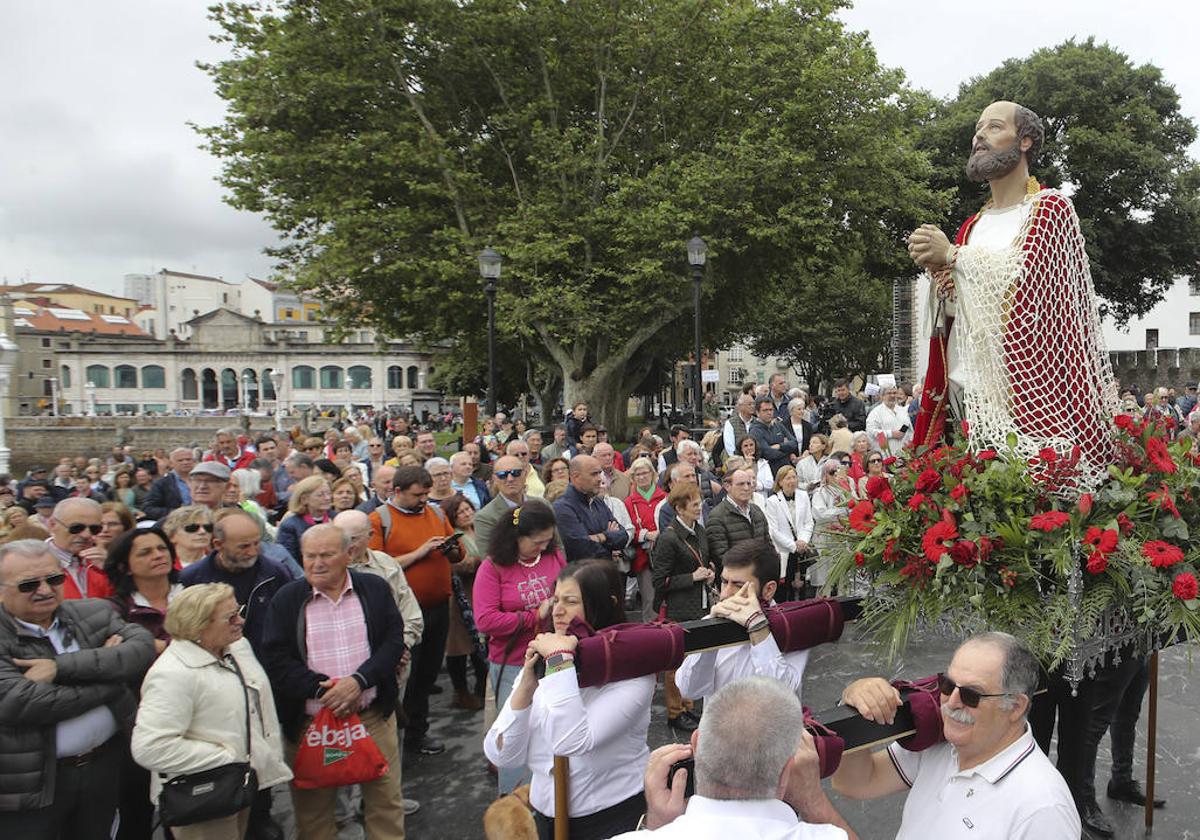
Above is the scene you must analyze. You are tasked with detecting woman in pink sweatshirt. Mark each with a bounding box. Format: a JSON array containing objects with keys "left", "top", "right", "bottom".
[{"left": 472, "top": 498, "right": 565, "bottom": 794}]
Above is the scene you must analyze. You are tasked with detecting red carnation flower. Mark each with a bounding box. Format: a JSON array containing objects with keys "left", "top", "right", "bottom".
[
  {"left": 1039, "top": 447, "right": 1058, "bottom": 463},
  {"left": 1086, "top": 551, "right": 1108, "bottom": 574},
  {"left": 1114, "top": 414, "right": 1137, "bottom": 433},
  {"left": 880, "top": 487, "right": 895, "bottom": 506},
  {"left": 883, "top": 538, "right": 900, "bottom": 564},
  {"left": 1146, "top": 436, "right": 1177, "bottom": 474},
  {"left": 1172, "top": 572, "right": 1198, "bottom": 601},
  {"left": 1077, "top": 493, "right": 1093, "bottom": 517},
  {"left": 960, "top": 420, "right": 970, "bottom": 438},
  {"left": 1029, "top": 511, "right": 1071, "bottom": 532},
  {"left": 950, "top": 483, "right": 969, "bottom": 501},
  {"left": 849, "top": 500, "right": 877, "bottom": 534},
  {"left": 865, "top": 475, "right": 890, "bottom": 501},
  {"left": 907, "top": 493, "right": 928, "bottom": 512},
  {"left": 853, "top": 552, "right": 866, "bottom": 567},
  {"left": 949, "top": 540, "right": 978, "bottom": 568},
  {"left": 1117, "top": 512, "right": 1134, "bottom": 535},
  {"left": 883, "top": 456, "right": 898, "bottom": 467},
  {"left": 921, "top": 520, "right": 958, "bottom": 563},
  {"left": 976, "top": 449, "right": 998, "bottom": 462},
  {"left": 900, "top": 558, "right": 933, "bottom": 587},
  {"left": 1142, "top": 541, "right": 1185, "bottom": 568},
  {"left": 914, "top": 468, "right": 942, "bottom": 493},
  {"left": 977, "top": 535, "right": 995, "bottom": 565}
]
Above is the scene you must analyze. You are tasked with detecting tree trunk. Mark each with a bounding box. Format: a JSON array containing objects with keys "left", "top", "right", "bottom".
[{"left": 561, "top": 365, "right": 629, "bottom": 443}]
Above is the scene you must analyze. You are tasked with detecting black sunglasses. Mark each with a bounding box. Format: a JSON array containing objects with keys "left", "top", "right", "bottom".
[
  {"left": 868, "top": 458, "right": 883, "bottom": 464},
  {"left": 183, "top": 523, "right": 215, "bottom": 534},
  {"left": 937, "top": 673, "right": 1011, "bottom": 708},
  {"left": 495, "top": 469, "right": 525, "bottom": 480},
  {"left": 14, "top": 573, "right": 67, "bottom": 593},
  {"left": 66, "top": 523, "right": 104, "bottom": 536}
]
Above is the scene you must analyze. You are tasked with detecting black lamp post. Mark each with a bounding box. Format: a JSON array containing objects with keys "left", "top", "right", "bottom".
[
  {"left": 687, "top": 235, "right": 707, "bottom": 426},
  {"left": 478, "top": 246, "right": 503, "bottom": 417}
]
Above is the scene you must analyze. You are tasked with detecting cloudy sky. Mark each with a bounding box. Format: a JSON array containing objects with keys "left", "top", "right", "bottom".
[{"left": 2, "top": 1, "right": 1197, "bottom": 299}]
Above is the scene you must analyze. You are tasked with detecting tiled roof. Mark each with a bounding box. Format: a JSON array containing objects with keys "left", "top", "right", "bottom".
[{"left": 13, "top": 303, "right": 152, "bottom": 337}]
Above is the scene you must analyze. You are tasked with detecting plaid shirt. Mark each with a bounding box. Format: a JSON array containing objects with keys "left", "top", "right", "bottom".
[{"left": 304, "top": 577, "right": 377, "bottom": 715}]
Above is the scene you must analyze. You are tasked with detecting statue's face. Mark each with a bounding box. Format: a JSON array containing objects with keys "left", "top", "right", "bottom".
[{"left": 966, "top": 101, "right": 1024, "bottom": 183}]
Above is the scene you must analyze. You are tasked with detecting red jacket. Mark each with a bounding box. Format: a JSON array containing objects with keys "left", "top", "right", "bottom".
[
  {"left": 624, "top": 486, "right": 667, "bottom": 574},
  {"left": 203, "top": 448, "right": 257, "bottom": 471},
  {"left": 61, "top": 564, "right": 114, "bottom": 600}
]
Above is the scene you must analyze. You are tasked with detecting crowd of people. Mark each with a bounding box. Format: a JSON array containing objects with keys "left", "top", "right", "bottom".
[{"left": 0, "top": 371, "right": 1188, "bottom": 839}]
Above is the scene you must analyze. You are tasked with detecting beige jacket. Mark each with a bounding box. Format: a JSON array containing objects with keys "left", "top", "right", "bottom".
[
  {"left": 356, "top": 548, "right": 425, "bottom": 649},
  {"left": 132, "top": 637, "right": 291, "bottom": 800}
]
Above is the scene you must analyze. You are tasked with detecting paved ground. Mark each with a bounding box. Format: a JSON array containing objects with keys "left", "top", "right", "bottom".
[{"left": 274, "top": 625, "right": 1199, "bottom": 839}]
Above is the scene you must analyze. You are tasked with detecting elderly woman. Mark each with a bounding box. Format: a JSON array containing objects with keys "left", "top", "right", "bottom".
[
  {"left": 161, "top": 505, "right": 215, "bottom": 568},
  {"left": 623, "top": 457, "right": 666, "bottom": 623},
  {"left": 96, "top": 501, "right": 135, "bottom": 552},
  {"left": 764, "top": 465, "right": 815, "bottom": 601},
  {"left": 827, "top": 413, "right": 853, "bottom": 456},
  {"left": 795, "top": 433, "right": 829, "bottom": 492},
  {"left": 425, "top": 456, "right": 455, "bottom": 503},
  {"left": 484, "top": 560, "right": 652, "bottom": 839},
  {"left": 473, "top": 499, "right": 565, "bottom": 794},
  {"left": 811, "top": 456, "right": 853, "bottom": 591},
  {"left": 787, "top": 397, "right": 813, "bottom": 457},
  {"left": 132, "top": 583, "right": 291, "bottom": 840},
  {"left": 650, "top": 483, "right": 713, "bottom": 731},
  {"left": 540, "top": 457, "right": 569, "bottom": 486},
  {"left": 275, "top": 475, "right": 332, "bottom": 560},
  {"left": 330, "top": 477, "right": 361, "bottom": 513}
]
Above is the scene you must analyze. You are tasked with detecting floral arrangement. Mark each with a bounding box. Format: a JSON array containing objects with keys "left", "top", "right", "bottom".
[{"left": 825, "top": 415, "right": 1200, "bottom": 667}]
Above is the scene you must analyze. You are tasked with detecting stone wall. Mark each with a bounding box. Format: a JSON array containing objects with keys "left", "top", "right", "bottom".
[
  {"left": 4, "top": 416, "right": 336, "bottom": 473},
  {"left": 1109, "top": 348, "right": 1200, "bottom": 394}
]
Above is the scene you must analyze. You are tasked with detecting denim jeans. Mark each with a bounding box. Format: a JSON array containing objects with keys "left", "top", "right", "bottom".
[{"left": 489, "top": 659, "right": 531, "bottom": 795}]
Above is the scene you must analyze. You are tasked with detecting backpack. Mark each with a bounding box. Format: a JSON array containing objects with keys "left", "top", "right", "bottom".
[{"left": 375, "top": 500, "right": 448, "bottom": 545}]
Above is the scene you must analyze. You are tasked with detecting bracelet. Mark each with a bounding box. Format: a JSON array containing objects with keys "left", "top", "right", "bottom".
[
  {"left": 744, "top": 610, "right": 764, "bottom": 628},
  {"left": 545, "top": 649, "right": 576, "bottom": 660},
  {"left": 747, "top": 618, "right": 771, "bottom": 635}
]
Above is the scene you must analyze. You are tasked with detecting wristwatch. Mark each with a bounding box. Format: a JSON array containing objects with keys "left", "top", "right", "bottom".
[{"left": 545, "top": 652, "right": 575, "bottom": 674}]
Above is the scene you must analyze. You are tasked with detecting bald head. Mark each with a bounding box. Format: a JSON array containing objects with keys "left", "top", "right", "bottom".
[
  {"left": 569, "top": 454, "right": 602, "bottom": 496},
  {"left": 50, "top": 498, "right": 102, "bottom": 555},
  {"left": 333, "top": 509, "right": 372, "bottom": 559}
]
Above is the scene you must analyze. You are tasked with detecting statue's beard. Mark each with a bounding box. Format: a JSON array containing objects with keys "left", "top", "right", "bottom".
[{"left": 965, "top": 140, "right": 1023, "bottom": 183}]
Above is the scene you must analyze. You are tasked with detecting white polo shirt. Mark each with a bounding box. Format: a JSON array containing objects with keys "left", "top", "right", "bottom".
[{"left": 887, "top": 724, "right": 1080, "bottom": 840}]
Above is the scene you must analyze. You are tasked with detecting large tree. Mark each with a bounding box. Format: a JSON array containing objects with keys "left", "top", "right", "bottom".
[
  {"left": 201, "top": 0, "right": 936, "bottom": 431},
  {"left": 920, "top": 38, "right": 1200, "bottom": 322}
]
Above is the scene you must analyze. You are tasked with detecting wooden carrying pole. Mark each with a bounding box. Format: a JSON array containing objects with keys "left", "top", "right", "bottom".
[
  {"left": 1145, "top": 650, "right": 1159, "bottom": 831},
  {"left": 553, "top": 755, "right": 570, "bottom": 840}
]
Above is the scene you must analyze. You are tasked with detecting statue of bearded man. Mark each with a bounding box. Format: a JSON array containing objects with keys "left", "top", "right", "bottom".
[{"left": 908, "top": 100, "right": 1118, "bottom": 493}]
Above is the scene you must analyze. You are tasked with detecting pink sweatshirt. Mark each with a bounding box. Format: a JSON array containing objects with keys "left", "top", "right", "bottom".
[{"left": 472, "top": 549, "right": 566, "bottom": 665}]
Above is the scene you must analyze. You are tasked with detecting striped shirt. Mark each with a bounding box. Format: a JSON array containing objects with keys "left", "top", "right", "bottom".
[{"left": 304, "top": 577, "right": 377, "bottom": 715}]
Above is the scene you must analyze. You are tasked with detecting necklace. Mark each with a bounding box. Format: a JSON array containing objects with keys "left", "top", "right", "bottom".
[{"left": 517, "top": 555, "right": 540, "bottom": 568}]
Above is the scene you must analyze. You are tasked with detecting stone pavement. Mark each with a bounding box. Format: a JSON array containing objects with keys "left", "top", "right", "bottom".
[{"left": 274, "top": 625, "right": 1200, "bottom": 839}]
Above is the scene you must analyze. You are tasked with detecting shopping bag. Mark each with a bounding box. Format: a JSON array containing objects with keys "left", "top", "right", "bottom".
[{"left": 292, "top": 706, "right": 389, "bottom": 789}]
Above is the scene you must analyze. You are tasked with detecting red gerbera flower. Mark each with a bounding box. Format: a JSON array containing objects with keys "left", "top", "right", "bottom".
[
  {"left": 1172, "top": 572, "right": 1198, "bottom": 601},
  {"left": 950, "top": 483, "right": 969, "bottom": 501},
  {"left": 1146, "top": 436, "right": 1177, "bottom": 474},
  {"left": 865, "top": 475, "right": 890, "bottom": 501},
  {"left": 1142, "top": 541, "right": 1185, "bottom": 568},
  {"left": 1083, "top": 527, "right": 1119, "bottom": 554},
  {"left": 849, "top": 500, "right": 877, "bottom": 534},
  {"left": 914, "top": 468, "right": 942, "bottom": 493},
  {"left": 1029, "top": 511, "right": 1071, "bottom": 532},
  {"left": 899, "top": 558, "right": 933, "bottom": 587},
  {"left": 921, "top": 520, "right": 958, "bottom": 563},
  {"left": 907, "top": 493, "right": 928, "bottom": 512}
]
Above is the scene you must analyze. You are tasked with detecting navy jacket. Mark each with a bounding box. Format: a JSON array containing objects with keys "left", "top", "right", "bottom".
[
  {"left": 260, "top": 571, "right": 406, "bottom": 740},
  {"left": 143, "top": 472, "right": 186, "bottom": 521},
  {"left": 553, "top": 484, "right": 629, "bottom": 562},
  {"left": 180, "top": 552, "right": 299, "bottom": 655},
  {"left": 749, "top": 418, "right": 799, "bottom": 476}
]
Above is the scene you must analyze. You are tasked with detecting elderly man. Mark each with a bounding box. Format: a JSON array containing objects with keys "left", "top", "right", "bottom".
[
  {"left": 832, "top": 632, "right": 1079, "bottom": 839},
  {"left": 705, "top": 468, "right": 769, "bottom": 571},
  {"left": 262, "top": 525, "right": 407, "bottom": 840},
  {"left": 865, "top": 385, "right": 911, "bottom": 456},
  {"left": 46, "top": 498, "right": 109, "bottom": 600},
  {"left": 187, "top": 461, "right": 232, "bottom": 512},
  {"left": 204, "top": 426, "right": 257, "bottom": 470},
  {"left": 358, "top": 464, "right": 396, "bottom": 515},
  {"left": 522, "top": 429, "right": 545, "bottom": 467},
  {"left": 0, "top": 539, "right": 155, "bottom": 838},
  {"left": 675, "top": 539, "right": 807, "bottom": 704},
  {"left": 504, "top": 438, "right": 545, "bottom": 498},
  {"left": 539, "top": 425, "right": 569, "bottom": 461},
  {"left": 361, "top": 437, "right": 388, "bottom": 483},
  {"left": 141, "top": 447, "right": 195, "bottom": 520},
  {"left": 449, "top": 451, "right": 490, "bottom": 510},
  {"left": 594, "top": 441, "right": 631, "bottom": 501},
  {"left": 657, "top": 425, "right": 691, "bottom": 474},
  {"left": 612, "top": 677, "right": 854, "bottom": 839},
  {"left": 553, "top": 454, "right": 628, "bottom": 562},
  {"left": 474, "top": 454, "right": 531, "bottom": 552}
]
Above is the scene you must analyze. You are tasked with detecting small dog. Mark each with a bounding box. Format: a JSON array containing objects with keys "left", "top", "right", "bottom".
[{"left": 483, "top": 783, "right": 537, "bottom": 840}]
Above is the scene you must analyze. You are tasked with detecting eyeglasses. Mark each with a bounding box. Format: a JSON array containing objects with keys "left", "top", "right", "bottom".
[
  {"left": 219, "top": 604, "right": 248, "bottom": 625},
  {"left": 12, "top": 573, "right": 67, "bottom": 593},
  {"left": 495, "top": 469, "right": 524, "bottom": 479},
  {"left": 937, "top": 673, "right": 1011, "bottom": 708},
  {"left": 867, "top": 458, "right": 883, "bottom": 465},
  {"left": 65, "top": 523, "right": 104, "bottom": 536},
  {"left": 183, "top": 523, "right": 215, "bottom": 534}
]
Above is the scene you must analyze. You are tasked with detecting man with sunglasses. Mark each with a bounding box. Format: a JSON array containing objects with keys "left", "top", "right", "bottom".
[
  {"left": 0, "top": 539, "right": 155, "bottom": 839},
  {"left": 46, "top": 498, "right": 111, "bottom": 600},
  {"left": 473, "top": 455, "right": 532, "bottom": 552},
  {"left": 831, "top": 632, "right": 1080, "bottom": 839},
  {"left": 505, "top": 438, "right": 545, "bottom": 498}
]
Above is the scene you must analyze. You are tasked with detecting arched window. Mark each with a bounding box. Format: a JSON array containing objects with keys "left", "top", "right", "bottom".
[
  {"left": 348, "top": 365, "right": 372, "bottom": 389},
  {"left": 320, "top": 366, "right": 343, "bottom": 389},
  {"left": 406, "top": 365, "right": 419, "bottom": 389},
  {"left": 59, "top": 365, "right": 71, "bottom": 388},
  {"left": 201, "top": 369, "right": 219, "bottom": 409},
  {"left": 141, "top": 365, "right": 166, "bottom": 389},
  {"left": 181, "top": 368, "right": 198, "bottom": 401},
  {"left": 292, "top": 366, "right": 316, "bottom": 390},
  {"left": 85, "top": 365, "right": 110, "bottom": 387},
  {"left": 261, "top": 369, "right": 276, "bottom": 400},
  {"left": 241, "top": 368, "right": 259, "bottom": 409},
  {"left": 387, "top": 366, "right": 403, "bottom": 389},
  {"left": 114, "top": 365, "right": 138, "bottom": 389},
  {"left": 221, "top": 369, "right": 238, "bottom": 409}
]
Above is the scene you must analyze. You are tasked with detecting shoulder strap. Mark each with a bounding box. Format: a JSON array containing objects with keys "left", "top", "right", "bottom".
[
  {"left": 225, "top": 653, "right": 252, "bottom": 761},
  {"left": 378, "top": 503, "right": 392, "bottom": 543}
]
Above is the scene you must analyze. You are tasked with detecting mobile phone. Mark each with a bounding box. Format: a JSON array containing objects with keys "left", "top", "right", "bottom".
[
  {"left": 441, "top": 532, "right": 463, "bottom": 548},
  {"left": 666, "top": 757, "right": 696, "bottom": 799},
  {"left": 899, "top": 424, "right": 909, "bottom": 432}
]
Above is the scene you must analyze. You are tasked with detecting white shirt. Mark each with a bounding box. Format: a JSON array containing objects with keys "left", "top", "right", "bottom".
[
  {"left": 675, "top": 631, "right": 807, "bottom": 704},
  {"left": 484, "top": 667, "right": 654, "bottom": 818},
  {"left": 15, "top": 616, "right": 119, "bottom": 757},
  {"left": 607, "top": 795, "right": 847, "bottom": 840},
  {"left": 865, "top": 402, "right": 911, "bottom": 456},
  {"left": 888, "top": 724, "right": 1080, "bottom": 840}
]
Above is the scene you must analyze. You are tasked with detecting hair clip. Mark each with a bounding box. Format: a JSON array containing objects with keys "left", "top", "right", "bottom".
[{"left": 513, "top": 507, "right": 521, "bottom": 526}]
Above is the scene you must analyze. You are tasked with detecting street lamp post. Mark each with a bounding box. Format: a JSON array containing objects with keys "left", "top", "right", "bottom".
[
  {"left": 687, "top": 235, "right": 708, "bottom": 426},
  {"left": 344, "top": 383, "right": 353, "bottom": 419},
  {"left": 48, "top": 377, "right": 58, "bottom": 417},
  {"left": 241, "top": 372, "right": 252, "bottom": 413},
  {"left": 85, "top": 381, "right": 97, "bottom": 417},
  {"left": 269, "top": 368, "right": 285, "bottom": 432},
  {"left": 477, "top": 247, "right": 502, "bottom": 418}
]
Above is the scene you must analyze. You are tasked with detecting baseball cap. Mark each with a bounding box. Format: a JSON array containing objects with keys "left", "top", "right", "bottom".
[{"left": 190, "top": 462, "right": 231, "bottom": 481}]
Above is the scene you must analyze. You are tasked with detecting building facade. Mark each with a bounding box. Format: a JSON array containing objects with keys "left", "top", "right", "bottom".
[{"left": 124, "top": 269, "right": 242, "bottom": 339}]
